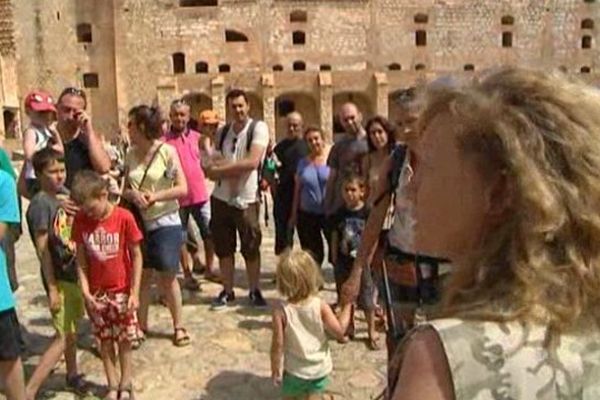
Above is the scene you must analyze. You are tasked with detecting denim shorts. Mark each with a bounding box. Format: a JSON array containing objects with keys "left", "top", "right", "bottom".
[{"left": 143, "top": 225, "right": 183, "bottom": 273}]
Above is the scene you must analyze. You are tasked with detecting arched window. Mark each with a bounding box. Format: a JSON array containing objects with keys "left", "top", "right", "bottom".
[
  {"left": 464, "top": 64, "right": 475, "bottom": 71},
  {"left": 415, "top": 63, "right": 426, "bottom": 71},
  {"left": 388, "top": 63, "right": 401, "bottom": 71},
  {"left": 501, "top": 15, "right": 514, "bottom": 25},
  {"left": 76, "top": 23, "right": 92, "bottom": 43},
  {"left": 582, "top": 18, "right": 595, "bottom": 29},
  {"left": 172, "top": 53, "right": 185, "bottom": 74},
  {"left": 290, "top": 10, "right": 307, "bottom": 23},
  {"left": 581, "top": 66, "right": 591, "bottom": 73},
  {"left": 582, "top": 35, "right": 592, "bottom": 48},
  {"left": 414, "top": 13, "right": 428, "bottom": 24},
  {"left": 416, "top": 30, "right": 427, "bottom": 46},
  {"left": 319, "top": 64, "right": 332, "bottom": 71},
  {"left": 277, "top": 99, "right": 295, "bottom": 117},
  {"left": 293, "top": 61, "right": 306, "bottom": 71},
  {"left": 180, "top": 0, "right": 218, "bottom": 6},
  {"left": 83, "top": 73, "right": 99, "bottom": 88},
  {"left": 195, "top": 61, "right": 208, "bottom": 73},
  {"left": 218, "top": 64, "right": 231, "bottom": 73},
  {"left": 292, "top": 31, "right": 306, "bottom": 45},
  {"left": 272, "top": 64, "right": 284, "bottom": 72},
  {"left": 225, "top": 30, "right": 248, "bottom": 42},
  {"left": 502, "top": 31, "right": 513, "bottom": 47}
]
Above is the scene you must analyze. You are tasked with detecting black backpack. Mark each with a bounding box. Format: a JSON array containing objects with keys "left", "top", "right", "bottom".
[
  {"left": 215, "top": 120, "right": 264, "bottom": 196},
  {"left": 216, "top": 120, "right": 259, "bottom": 154}
]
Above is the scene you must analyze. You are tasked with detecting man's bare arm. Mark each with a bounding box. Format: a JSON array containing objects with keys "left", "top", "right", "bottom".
[{"left": 208, "top": 143, "right": 265, "bottom": 178}]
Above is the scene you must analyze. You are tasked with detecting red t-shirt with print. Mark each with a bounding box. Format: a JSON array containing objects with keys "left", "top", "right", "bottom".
[{"left": 72, "top": 206, "right": 143, "bottom": 293}]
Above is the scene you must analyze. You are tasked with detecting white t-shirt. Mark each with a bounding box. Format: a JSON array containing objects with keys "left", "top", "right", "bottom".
[{"left": 211, "top": 119, "right": 269, "bottom": 208}]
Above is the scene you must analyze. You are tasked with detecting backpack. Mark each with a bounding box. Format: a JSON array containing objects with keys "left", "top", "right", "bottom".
[{"left": 216, "top": 120, "right": 264, "bottom": 198}]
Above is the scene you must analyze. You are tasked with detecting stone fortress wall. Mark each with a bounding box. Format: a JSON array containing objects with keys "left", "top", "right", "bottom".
[{"left": 2, "top": 0, "right": 599, "bottom": 141}]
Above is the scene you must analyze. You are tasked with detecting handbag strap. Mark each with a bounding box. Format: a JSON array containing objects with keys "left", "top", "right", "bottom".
[{"left": 126, "top": 143, "right": 164, "bottom": 191}]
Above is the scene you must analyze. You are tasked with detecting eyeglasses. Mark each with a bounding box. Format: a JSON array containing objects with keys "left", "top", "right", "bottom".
[
  {"left": 231, "top": 137, "right": 238, "bottom": 153},
  {"left": 171, "top": 98, "right": 189, "bottom": 108},
  {"left": 62, "top": 87, "right": 85, "bottom": 96},
  {"left": 58, "top": 87, "right": 87, "bottom": 108}
]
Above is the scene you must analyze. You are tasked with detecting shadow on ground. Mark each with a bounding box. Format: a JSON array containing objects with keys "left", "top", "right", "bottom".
[{"left": 197, "top": 370, "right": 277, "bottom": 400}]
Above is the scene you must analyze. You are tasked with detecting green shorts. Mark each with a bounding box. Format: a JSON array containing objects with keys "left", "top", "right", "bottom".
[
  {"left": 281, "top": 372, "right": 329, "bottom": 397},
  {"left": 52, "top": 280, "right": 84, "bottom": 336}
]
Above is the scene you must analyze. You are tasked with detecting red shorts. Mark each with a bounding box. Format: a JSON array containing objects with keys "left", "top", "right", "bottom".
[{"left": 89, "top": 292, "right": 138, "bottom": 343}]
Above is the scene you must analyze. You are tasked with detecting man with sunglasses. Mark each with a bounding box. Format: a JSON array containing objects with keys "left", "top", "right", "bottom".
[
  {"left": 55, "top": 88, "right": 110, "bottom": 191},
  {"left": 205, "top": 89, "right": 269, "bottom": 310}
]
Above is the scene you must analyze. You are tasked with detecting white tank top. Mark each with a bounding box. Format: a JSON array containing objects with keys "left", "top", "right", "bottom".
[
  {"left": 282, "top": 296, "right": 332, "bottom": 380},
  {"left": 24, "top": 125, "right": 54, "bottom": 180}
]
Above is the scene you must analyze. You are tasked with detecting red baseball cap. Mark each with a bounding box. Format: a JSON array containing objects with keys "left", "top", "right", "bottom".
[{"left": 24, "top": 90, "right": 57, "bottom": 113}]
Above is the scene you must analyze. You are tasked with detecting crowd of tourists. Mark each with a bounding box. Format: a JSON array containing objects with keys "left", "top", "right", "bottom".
[{"left": 1, "top": 66, "right": 600, "bottom": 400}]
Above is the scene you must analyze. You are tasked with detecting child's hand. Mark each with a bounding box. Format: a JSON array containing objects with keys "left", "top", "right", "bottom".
[
  {"left": 127, "top": 294, "right": 139, "bottom": 312},
  {"left": 48, "top": 287, "right": 61, "bottom": 314},
  {"left": 84, "top": 294, "right": 100, "bottom": 312},
  {"left": 271, "top": 370, "right": 282, "bottom": 386},
  {"left": 57, "top": 195, "right": 80, "bottom": 216}
]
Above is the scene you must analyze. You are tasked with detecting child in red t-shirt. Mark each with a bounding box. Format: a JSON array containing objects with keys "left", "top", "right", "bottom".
[{"left": 71, "top": 170, "right": 143, "bottom": 400}]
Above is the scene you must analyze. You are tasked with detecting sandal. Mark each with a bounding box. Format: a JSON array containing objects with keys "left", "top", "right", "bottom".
[
  {"left": 367, "top": 336, "right": 381, "bottom": 351},
  {"left": 173, "top": 327, "right": 191, "bottom": 347},
  {"left": 183, "top": 276, "right": 201, "bottom": 292},
  {"left": 119, "top": 383, "right": 135, "bottom": 400},
  {"left": 103, "top": 386, "right": 119, "bottom": 400},
  {"left": 66, "top": 373, "right": 91, "bottom": 396},
  {"left": 131, "top": 328, "right": 146, "bottom": 350},
  {"left": 204, "top": 271, "right": 222, "bottom": 284}
]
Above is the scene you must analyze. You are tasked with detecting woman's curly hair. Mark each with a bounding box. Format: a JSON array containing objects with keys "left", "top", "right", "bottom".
[{"left": 419, "top": 67, "right": 600, "bottom": 336}]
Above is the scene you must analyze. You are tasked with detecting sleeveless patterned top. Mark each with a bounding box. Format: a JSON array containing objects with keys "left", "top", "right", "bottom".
[{"left": 426, "top": 318, "right": 600, "bottom": 399}]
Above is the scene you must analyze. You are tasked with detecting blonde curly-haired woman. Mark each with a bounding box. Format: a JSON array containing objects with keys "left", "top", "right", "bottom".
[{"left": 357, "top": 68, "right": 600, "bottom": 399}]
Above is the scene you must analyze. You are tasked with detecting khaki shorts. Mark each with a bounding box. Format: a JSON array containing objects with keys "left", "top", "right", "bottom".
[{"left": 210, "top": 196, "right": 262, "bottom": 260}]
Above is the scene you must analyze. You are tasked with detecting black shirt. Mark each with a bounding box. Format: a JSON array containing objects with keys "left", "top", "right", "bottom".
[
  {"left": 331, "top": 205, "right": 370, "bottom": 261},
  {"left": 273, "top": 137, "right": 308, "bottom": 198},
  {"left": 64, "top": 136, "right": 92, "bottom": 189}
]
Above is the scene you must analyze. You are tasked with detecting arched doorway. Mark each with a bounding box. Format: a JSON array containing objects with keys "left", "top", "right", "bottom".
[
  {"left": 3, "top": 109, "right": 17, "bottom": 139},
  {"left": 274, "top": 92, "right": 318, "bottom": 141},
  {"left": 224, "top": 92, "right": 263, "bottom": 123},
  {"left": 182, "top": 92, "right": 213, "bottom": 129},
  {"left": 388, "top": 88, "right": 416, "bottom": 125},
  {"left": 332, "top": 92, "right": 374, "bottom": 138}
]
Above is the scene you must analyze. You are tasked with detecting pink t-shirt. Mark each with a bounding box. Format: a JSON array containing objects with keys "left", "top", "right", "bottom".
[{"left": 164, "top": 128, "right": 209, "bottom": 207}]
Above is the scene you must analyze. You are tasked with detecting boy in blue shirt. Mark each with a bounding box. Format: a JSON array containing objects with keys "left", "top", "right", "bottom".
[{"left": 0, "top": 168, "right": 26, "bottom": 400}]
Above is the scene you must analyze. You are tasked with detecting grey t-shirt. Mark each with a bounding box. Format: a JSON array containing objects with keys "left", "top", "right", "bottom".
[
  {"left": 26, "top": 191, "right": 78, "bottom": 284},
  {"left": 325, "top": 134, "right": 368, "bottom": 214}
]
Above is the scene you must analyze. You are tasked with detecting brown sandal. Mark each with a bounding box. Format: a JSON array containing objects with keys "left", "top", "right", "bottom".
[{"left": 173, "top": 327, "right": 191, "bottom": 347}]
